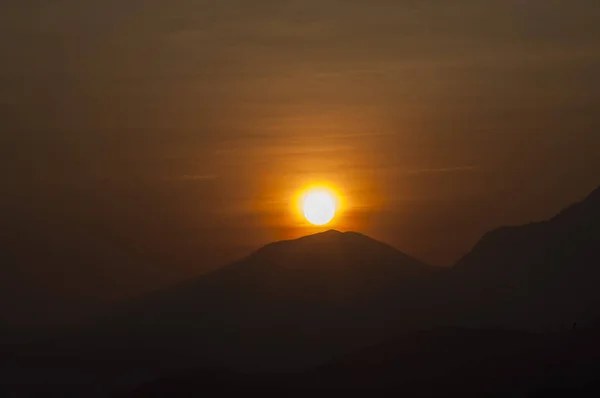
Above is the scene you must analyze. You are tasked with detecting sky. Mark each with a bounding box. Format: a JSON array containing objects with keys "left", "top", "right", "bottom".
[{"left": 1, "top": 0, "right": 600, "bottom": 323}]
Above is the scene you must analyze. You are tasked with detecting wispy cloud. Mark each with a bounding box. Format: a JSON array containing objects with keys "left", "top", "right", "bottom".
[
  {"left": 404, "top": 166, "right": 478, "bottom": 175},
  {"left": 178, "top": 174, "right": 219, "bottom": 181}
]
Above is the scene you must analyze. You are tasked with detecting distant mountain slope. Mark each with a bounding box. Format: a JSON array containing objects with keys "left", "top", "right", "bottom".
[
  {"left": 453, "top": 186, "right": 600, "bottom": 328},
  {"left": 456, "top": 186, "right": 600, "bottom": 272}
]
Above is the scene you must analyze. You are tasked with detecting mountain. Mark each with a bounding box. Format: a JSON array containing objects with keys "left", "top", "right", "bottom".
[
  {"left": 96, "top": 230, "right": 440, "bottom": 369},
  {"left": 146, "top": 229, "right": 432, "bottom": 307},
  {"left": 4, "top": 186, "right": 600, "bottom": 396},
  {"left": 456, "top": 185, "right": 600, "bottom": 273},
  {"left": 0, "top": 230, "right": 441, "bottom": 395},
  {"left": 452, "top": 186, "right": 600, "bottom": 328}
]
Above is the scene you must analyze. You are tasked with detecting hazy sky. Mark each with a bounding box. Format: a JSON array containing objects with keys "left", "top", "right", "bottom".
[{"left": 2, "top": 0, "right": 600, "bottom": 320}]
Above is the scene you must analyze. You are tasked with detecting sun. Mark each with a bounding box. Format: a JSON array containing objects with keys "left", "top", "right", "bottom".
[{"left": 301, "top": 187, "right": 338, "bottom": 226}]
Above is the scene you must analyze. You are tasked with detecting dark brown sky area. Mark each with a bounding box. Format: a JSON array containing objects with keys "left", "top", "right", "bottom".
[{"left": 1, "top": 0, "right": 600, "bottom": 324}]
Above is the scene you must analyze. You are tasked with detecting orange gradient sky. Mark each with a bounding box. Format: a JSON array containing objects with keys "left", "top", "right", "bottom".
[{"left": 2, "top": 1, "right": 600, "bottom": 303}]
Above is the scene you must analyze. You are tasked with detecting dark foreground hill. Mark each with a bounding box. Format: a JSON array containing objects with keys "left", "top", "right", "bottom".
[{"left": 129, "top": 322, "right": 600, "bottom": 397}]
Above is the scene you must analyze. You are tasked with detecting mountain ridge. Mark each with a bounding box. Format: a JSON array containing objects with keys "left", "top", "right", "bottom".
[
  {"left": 3, "top": 185, "right": 600, "bottom": 395},
  {"left": 46, "top": 226, "right": 443, "bottom": 375},
  {"left": 455, "top": 185, "right": 600, "bottom": 270}
]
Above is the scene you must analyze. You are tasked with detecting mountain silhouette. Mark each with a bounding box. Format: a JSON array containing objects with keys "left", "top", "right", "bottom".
[
  {"left": 143, "top": 229, "right": 433, "bottom": 308},
  {"left": 93, "top": 230, "right": 439, "bottom": 369},
  {"left": 0, "top": 230, "right": 443, "bottom": 394},
  {"left": 3, "top": 186, "right": 600, "bottom": 396},
  {"left": 452, "top": 186, "right": 600, "bottom": 328}
]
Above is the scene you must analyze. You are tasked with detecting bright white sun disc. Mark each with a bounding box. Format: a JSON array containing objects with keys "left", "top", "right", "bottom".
[{"left": 302, "top": 190, "right": 337, "bottom": 226}]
